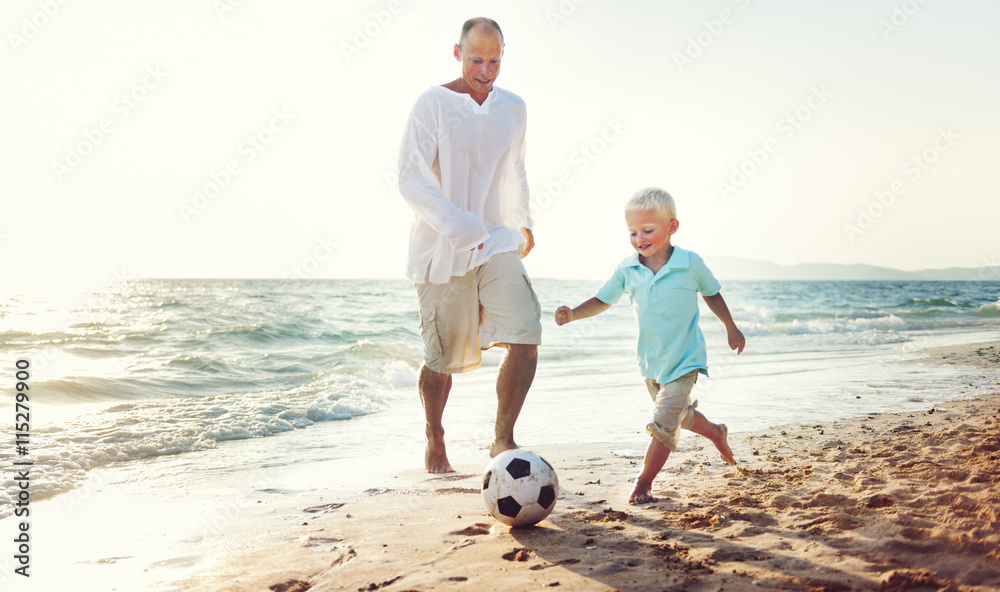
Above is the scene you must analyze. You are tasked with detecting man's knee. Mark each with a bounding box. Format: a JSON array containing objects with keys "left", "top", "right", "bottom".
[
  {"left": 507, "top": 343, "right": 538, "bottom": 360},
  {"left": 420, "top": 364, "right": 451, "bottom": 386}
]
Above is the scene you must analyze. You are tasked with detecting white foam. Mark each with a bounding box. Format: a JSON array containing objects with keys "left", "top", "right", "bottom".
[{"left": 0, "top": 353, "right": 416, "bottom": 519}]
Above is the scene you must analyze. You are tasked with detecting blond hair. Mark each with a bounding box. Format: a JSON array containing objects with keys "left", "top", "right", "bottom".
[{"left": 625, "top": 187, "right": 676, "bottom": 219}]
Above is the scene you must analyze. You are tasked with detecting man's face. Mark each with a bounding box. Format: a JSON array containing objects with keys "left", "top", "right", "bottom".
[{"left": 455, "top": 27, "right": 503, "bottom": 98}]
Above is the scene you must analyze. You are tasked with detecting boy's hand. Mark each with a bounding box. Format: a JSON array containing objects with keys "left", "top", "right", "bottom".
[
  {"left": 555, "top": 305, "right": 573, "bottom": 326},
  {"left": 727, "top": 326, "right": 746, "bottom": 354}
]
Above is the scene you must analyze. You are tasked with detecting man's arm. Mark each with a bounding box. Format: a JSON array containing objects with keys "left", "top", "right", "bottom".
[
  {"left": 397, "top": 103, "right": 489, "bottom": 252},
  {"left": 702, "top": 292, "right": 745, "bottom": 354},
  {"left": 514, "top": 103, "right": 533, "bottom": 257}
]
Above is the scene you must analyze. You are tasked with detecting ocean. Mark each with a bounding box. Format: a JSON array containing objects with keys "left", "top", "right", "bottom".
[{"left": 1, "top": 278, "right": 999, "bottom": 520}]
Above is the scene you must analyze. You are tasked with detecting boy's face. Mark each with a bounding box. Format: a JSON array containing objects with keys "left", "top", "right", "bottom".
[{"left": 626, "top": 208, "right": 678, "bottom": 260}]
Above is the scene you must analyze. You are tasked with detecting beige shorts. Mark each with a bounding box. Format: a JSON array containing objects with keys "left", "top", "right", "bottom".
[
  {"left": 644, "top": 371, "right": 699, "bottom": 451},
  {"left": 416, "top": 251, "right": 542, "bottom": 374}
]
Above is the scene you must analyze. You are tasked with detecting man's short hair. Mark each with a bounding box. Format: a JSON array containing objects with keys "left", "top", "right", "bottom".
[
  {"left": 626, "top": 187, "right": 677, "bottom": 220},
  {"left": 458, "top": 17, "right": 504, "bottom": 50}
]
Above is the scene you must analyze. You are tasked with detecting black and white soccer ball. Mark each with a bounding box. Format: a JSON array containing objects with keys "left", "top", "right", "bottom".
[{"left": 482, "top": 449, "right": 559, "bottom": 527}]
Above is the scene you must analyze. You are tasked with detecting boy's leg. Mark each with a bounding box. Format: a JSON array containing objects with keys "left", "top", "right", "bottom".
[
  {"left": 687, "top": 411, "right": 735, "bottom": 465},
  {"left": 630, "top": 437, "right": 671, "bottom": 504},
  {"left": 491, "top": 343, "right": 537, "bottom": 457},
  {"left": 633, "top": 373, "right": 699, "bottom": 503},
  {"left": 420, "top": 365, "right": 455, "bottom": 473}
]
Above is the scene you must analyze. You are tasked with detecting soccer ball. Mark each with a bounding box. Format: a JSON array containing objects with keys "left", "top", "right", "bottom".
[{"left": 482, "top": 449, "right": 559, "bottom": 527}]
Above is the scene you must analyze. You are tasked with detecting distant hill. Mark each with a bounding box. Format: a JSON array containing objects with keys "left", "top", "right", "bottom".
[{"left": 704, "top": 257, "right": 992, "bottom": 281}]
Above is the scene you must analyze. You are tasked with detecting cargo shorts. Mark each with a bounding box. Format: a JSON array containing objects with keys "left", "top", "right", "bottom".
[
  {"left": 644, "top": 370, "right": 700, "bottom": 451},
  {"left": 416, "top": 250, "right": 542, "bottom": 374}
]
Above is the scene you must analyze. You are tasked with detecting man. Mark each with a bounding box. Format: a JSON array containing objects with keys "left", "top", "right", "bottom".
[{"left": 398, "top": 17, "right": 541, "bottom": 473}]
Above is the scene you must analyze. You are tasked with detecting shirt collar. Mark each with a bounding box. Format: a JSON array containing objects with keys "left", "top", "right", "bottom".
[{"left": 624, "top": 246, "right": 690, "bottom": 272}]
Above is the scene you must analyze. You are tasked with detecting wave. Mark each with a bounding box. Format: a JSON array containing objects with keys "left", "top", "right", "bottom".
[
  {"left": 971, "top": 300, "right": 1000, "bottom": 317},
  {"left": 732, "top": 297, "right": 999, "bottom": 338},
  {"left": 899, "top": 297, "right": 958, "bottom": 308},
  {"left": 0, "top": 340, "right": 422, "bottom": 518},
  {"left": 0, "top": 329, "right": 81, "bottom": 346}
]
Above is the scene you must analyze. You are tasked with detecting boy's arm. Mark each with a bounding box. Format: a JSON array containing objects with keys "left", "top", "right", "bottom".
[
  {"left": 702, "top": 292, "right": 746, "bottom": 354},
  {"left": 555, "top": 297, "right": 611, "bottom": 326}
]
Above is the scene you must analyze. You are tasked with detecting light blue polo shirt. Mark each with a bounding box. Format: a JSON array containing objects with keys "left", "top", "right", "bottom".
[{"left": 595, "top": 246, "right": 721, "bottom": 385}]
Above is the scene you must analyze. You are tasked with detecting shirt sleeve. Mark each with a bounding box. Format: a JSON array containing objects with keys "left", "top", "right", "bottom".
[
  {"left": 595, "top": 265, "right": 627, "bottom": 305},
  {"left": 693, "top": 256, "right": 722, "bottom": 296},
  {"left": 397, "top": 97, "right": 490, "bottom": 253},
  {"left": 512, "top": 107, "right": 532, "bottom": 230}
]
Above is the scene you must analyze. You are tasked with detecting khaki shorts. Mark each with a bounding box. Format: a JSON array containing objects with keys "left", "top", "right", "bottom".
[
  {"left": 416, "top": 251, "right": 542, "bottom": 374},
  {"left": 644, "top": 371, "right": 699, "bottom": 451}
]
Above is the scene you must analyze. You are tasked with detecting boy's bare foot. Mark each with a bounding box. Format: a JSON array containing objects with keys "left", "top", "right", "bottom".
[
  {"left": 629, "top": 480, "right": 655, "bottom": 504},
  {"left": 425, "top": 441, "right": 455, "bottom": 474},
  {"left": 715, "top": 424, "right": 736, "bottom": 465},
  {"left": 489, "top": 439, "right": 518, "bottom": 458}
]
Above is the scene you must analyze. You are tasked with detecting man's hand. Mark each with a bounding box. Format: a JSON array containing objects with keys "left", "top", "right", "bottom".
[{"left": 519, "top": 227, "right": 534, "bottom": 258}]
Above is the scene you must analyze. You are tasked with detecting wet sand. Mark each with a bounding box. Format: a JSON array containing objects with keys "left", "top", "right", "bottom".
[{"left": 168, "top": 342, "right": 1000, "bottom": 591}]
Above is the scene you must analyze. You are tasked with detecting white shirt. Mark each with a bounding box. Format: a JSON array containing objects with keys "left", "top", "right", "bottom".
[{"left": 398, "top": 85, "right": 531, "bottom": 285}]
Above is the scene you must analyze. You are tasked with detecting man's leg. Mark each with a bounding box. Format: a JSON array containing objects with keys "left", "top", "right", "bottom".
[
  {"left": 415, "top": 270, "right": 479, "bottom": 474},
  {"left": 420, "top": 364, "right": 455, "bottom": 473},
  {"left": 490, "top": 343, "right": 537, "bottom": 457}
]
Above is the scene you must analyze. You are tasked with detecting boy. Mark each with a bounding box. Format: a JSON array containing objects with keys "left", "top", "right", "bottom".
[{"left": 555, "top": 187, "right": 746, "bottom": 504}]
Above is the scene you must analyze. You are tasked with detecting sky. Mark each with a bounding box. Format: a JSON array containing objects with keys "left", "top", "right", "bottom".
[{"left": 3, "top": 0, "right": 998, "bottom": 287}]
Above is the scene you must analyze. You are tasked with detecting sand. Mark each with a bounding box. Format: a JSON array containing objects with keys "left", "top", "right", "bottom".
[{"left": 168, "top": 342, "right": 1000, "bottom": 592}]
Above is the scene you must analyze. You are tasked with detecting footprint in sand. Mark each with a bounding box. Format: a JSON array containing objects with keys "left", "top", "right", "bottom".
[
  {"left": 502, "top": 547, "right": 533, "bottom": 562},
  {"left": 435, "top": 487, "right": 479, "bottom": 495},
  {"left": 302, "top": 502, "right": 345, "bottom": 514},
  {"left": 268, "top": 579, "right": 312, "bottom": 592},
  {"left": 449, "top": 523, "right": 491, "bottom": 536}
]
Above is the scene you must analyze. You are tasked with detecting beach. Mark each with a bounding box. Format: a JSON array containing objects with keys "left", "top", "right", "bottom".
[
  {"left": 159, "top": 341, "right": 1000, "bottom": 592},
  {"left": 2, "top": 280, "right": 998, "bottom": 591}
]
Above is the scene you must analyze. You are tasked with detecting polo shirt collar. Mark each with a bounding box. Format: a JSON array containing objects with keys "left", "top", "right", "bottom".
[{"left": 624, "top": 246, "right": 691, "bottom": 274}]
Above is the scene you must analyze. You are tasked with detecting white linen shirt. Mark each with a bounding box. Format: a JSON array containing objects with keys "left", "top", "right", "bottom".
[{"left": 398, "top": 85, "right": 532, "bottom": 285}]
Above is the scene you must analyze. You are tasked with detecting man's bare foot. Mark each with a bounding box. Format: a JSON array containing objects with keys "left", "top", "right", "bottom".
[
  {"left": 425, "top": 441, "right": 455, "bottom": 474},
  {"left": 489, "top": 439, "right": 518, "bottom": 458},
  {"left": 629, "top": 480, "right": 655, "bottom": 504},
  {"left": 715, "top": 424, "right": 736, "bottom": 465}
]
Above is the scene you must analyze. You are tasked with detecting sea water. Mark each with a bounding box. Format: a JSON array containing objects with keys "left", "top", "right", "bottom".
[{"left": 0, "top": 278, "right": 998, "bottom": 519}]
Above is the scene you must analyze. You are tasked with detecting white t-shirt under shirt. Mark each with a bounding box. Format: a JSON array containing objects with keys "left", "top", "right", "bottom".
[{"left": 398, "top": 85, "right": 531, "bottom": 285}]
